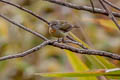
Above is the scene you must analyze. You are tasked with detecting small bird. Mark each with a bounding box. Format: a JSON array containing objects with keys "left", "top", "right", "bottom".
[{"left": 49, "top": 20, "right": 79, "bottom": 42}]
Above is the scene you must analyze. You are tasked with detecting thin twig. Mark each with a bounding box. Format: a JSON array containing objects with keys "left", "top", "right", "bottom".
[
  {"left": 66, "top": 36, "right": 88, "bottom": 49},
  {"left": 0, "top": 14, "right": 48, "bottom": 41},
  {"left": 44, "top": 0, "right": 120, "bottom": 18},
  {"left": 0, "top": 41, "right": 50, "bottom": 61},
  {"left": 0, "top": 0, "right": 50, "bottom": 25},
  {"left": 90, "top": 0, "right": 95, "bottom": 12},
  {"left": 66, "top": 35, "right": 76, "bottom": 41},
  {"left": 98, "top": 0, "right": 120, "bottom": 30},
  {"left": 63, "top": 40, "right": 88, "bottom": 49},
  {"left": 103, "top": 0, "right": 120, "bottom": 11}
]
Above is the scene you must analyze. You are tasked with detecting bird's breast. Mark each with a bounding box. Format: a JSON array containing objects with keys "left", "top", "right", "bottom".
[{"left": 49, "top": 28, "right": 67, "bottom": 38}]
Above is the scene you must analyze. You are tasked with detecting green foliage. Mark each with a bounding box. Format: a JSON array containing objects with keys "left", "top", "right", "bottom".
[{"left": 36, "top": 70, "right": 120, "bottom": 78}]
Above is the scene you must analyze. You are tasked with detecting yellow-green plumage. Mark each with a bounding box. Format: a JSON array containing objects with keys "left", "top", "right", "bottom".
[{"left": 49, "top": 27, "right": 68, "bottom": 38}]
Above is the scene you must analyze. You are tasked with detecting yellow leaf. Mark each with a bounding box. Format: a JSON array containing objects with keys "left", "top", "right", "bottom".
[
  {"left": 0, "top": 18, "right": 8, "bottom": 40},
  {"left": 69, "top": 32, "right": 115, "bottom": 69},
  {"left": 97, "top": 19, "right": 119, "bottom": 31}
]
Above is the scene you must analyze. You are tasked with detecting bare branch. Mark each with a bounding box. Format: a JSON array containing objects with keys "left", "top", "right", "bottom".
[
  {"left": 0, "top": 14, "right": 48, "bottom": 41},
  {"left": 0, "top": 0, "right": 50, "bottom": 25},
  {"left": 66, "top": 36, "right": 88, "bottom": 49},
  {"left": 63, "top": 40, "right": 88, "bottom": 49},
  {"left": 90, "top": 0, "right": 95, "bottom": 12},
  {"left": 103, "top": 0, "right": 120, "bottom": 11},
  {"left": 98, "top": 0, "right": 120, "bottom": 30},
  {"left": 0, "top": 41, "right": 50, "bottom": 61},
  {"left": 0, "top": 40, "right": 120, "bottom": 61},
  {"left": 49, "top": 41, "right": 120, "bottom": 60},
  {"left": 44, "top": 0, "right": 120, "bottom": 18}
]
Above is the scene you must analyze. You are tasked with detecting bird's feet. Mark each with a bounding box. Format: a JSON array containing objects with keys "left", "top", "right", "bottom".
[{"left": 57, "top": 38, "right": 65, "bottom": 43}]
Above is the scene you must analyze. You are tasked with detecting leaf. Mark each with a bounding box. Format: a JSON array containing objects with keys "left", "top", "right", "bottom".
[
  {"left": 106, "top": 68, "right": 120, "bottom": 73},
  {"left": 105, "top": 68, "right": 120, "bottom": 79},
  {"left": 0, "top": 61, "right": 8, "bottom": 72},
  {"left": 65, "top": 50, "right": 98, "bottom": 80},
  {"left": 64, "top": 34, "right": 97, "bottom": 79},
  {"left": 36, "top": 70, "right": 120, "bottom": 78},
  {"left": 69, "top": 32, "right": 116, "bottom": 69},
  {"left": 0, "top": 18, "right": 8, "bottom": 40},
  {"left": 65, "top": 50, "right": 88, "bottom": 71},
  {"left": 96, "top": 19, "right": 119, "bottom": 31}
]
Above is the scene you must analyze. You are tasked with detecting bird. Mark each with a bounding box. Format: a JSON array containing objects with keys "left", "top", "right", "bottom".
[{"left": 49, "top": 20, "right": 79, "bottom": 42}]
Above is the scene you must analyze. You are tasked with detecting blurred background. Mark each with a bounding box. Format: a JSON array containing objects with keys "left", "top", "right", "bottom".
[{"left": 0, "top": 0, "right": 120, "bottom": 80}]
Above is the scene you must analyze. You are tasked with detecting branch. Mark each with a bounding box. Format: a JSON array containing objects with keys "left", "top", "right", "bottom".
[
  {"left": 0, "top": 14, "right": 48, "bottom": 41},
  {"left": 44, "top": 0, "right": 120, "bottom": 18},
  {"left": 90, "top": 0, "right": 95, "bottom": 12},
  {"left": 50, "top": 42, "right": 120, "bottom": 60},
  {"left": 65, "top": 36, "right": 88, "bottom": 49},
  {"left": 0, "top": 41, "right": 50, "bottom": 61},
  {"left": 0, "top": 0, "right": 50, "bottom": 25},
  {"left": 98, "top": 0, "right": 120, "bottom": 30},
  {"left": 63, "top": 40, "right": 88, "bottom": 49},
  {"left": 103, "top": 0, "right": 120, "bottom": 11},
  {"left": 0, "top": 40, "right": 120, "bottom": 61}
]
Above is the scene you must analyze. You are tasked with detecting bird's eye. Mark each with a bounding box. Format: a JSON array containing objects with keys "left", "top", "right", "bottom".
[
  {"left": 50, "top": 21, "right": 58, "bottom": 26},
  {"left": 51, "top": 24, "right": 56, "bottom": 27}
]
